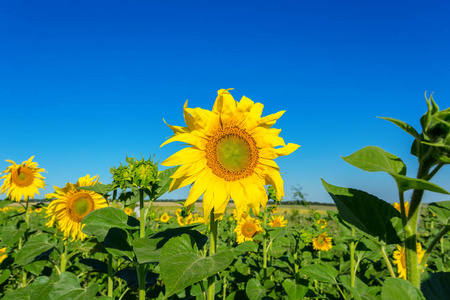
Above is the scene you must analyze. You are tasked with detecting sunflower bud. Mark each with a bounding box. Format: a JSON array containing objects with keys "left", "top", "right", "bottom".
[{"left": 111, "top": 156, "right": 158, "bottom": 189}]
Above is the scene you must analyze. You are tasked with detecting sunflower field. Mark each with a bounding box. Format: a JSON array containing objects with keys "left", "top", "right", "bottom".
[{"left": 0, "top": 90, "right": 449, "bottom": 300}]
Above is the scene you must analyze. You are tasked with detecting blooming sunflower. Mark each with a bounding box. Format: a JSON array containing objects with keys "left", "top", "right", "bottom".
[
  {"left": 160, "top": 89, "right": 300, "bottom": 220},
  {"left": 316, "top": 219, "right": 327, "bottom": 229},
  {"left": 234, "top": 215, "right": 263, "bottom": 244},
  {"left": 124, "top": 207, "right": 133, "bottom": 216},
  {"left": 35, "top": 207, "right": 42, "bottom": 213},
  {"left": 313, "top": 233, "right": 333, "bottom": 251},
  {"left": 268, "top": 215, "right": 288, "bottom": 227},
  {"left": 393, "top": 242, "right": 426, "bottom": 280},
  {"left": 160, "top": 212, "right": 170, "bottom": 223},
  {"left": 45, "top": 175, "right": 108, "bottom": 241},
  {"left": 393, "top": 201, "right": 410, "bottom": 217},
  {"left": 177, "top": 215, "right": 186, "bottom": 227},
  {"left": 0, "top": 247, "right": 7, "bottom": 264},
  {"left": 0, "top": 156, "right": 46, "bottom": 202}
]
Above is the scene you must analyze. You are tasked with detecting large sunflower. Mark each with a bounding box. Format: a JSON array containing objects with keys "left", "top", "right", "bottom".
[
  {"left": 234, "top": 215, "right": 263, "bottom": 244},
  {"left": 45, "top": 175, "right": 108, "bottom": 241},
  {"left": 0, "top": 156, "right": 46, "bottom": 202},
  {"left": 160, "top": 89, "right": 299, "bottom": 220},
  {"left": 392, "top": 242, "right": 426, "bottom": 280}
]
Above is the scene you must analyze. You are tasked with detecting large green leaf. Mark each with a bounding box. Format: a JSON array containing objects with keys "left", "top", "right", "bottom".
[
  {"left": 381, "top": 278, "right": 425, "bottom": 300},
  {"left": 0, "top": 200, "right": 12, "bottom": 208},
  {"left": 81, "top": 207, "right": 139, "bottom": 242},
  {"left": 342, "top": 146, "right": 449, "bottom": 194},
  {"left": 429, "top": 201, "right": 450, "bottom": 224},
  {"left": 15, "top": 234, "right": 56, "bottom": 266},
  {"left": 1, "top": 222, "right": 27, "bottom": 247},
  {"left": 160, "top": 234, "right": 234, "bottom": 297},
  {"left": 0, "top": 269, "right": 11, "bottom": 285},
  {"left": 378, "top": 117, "right": 421, "bottom": 140},
  {"left": 322, "top": 180, "right": 402, "bottom": 245},
  {"left": 421, "top": 272, "right": 450, "bottom": 300},
  {"left": 340, "top": 275, "right": 379, "bottom": 300},
  {"left": 245, "top": 278, "right": 266, "bottom": 300},
  {"left": 300, "top": 264, "right": 338, "bottom": 284},
  {"left": 282, "top": 279, "right": 308, "bottom": 300},
  {"left": 104, "top": 228, "right": 134, "bottom": 260},
  {"left": 2, "top": 276, "right": 53, "bottom": 300}
]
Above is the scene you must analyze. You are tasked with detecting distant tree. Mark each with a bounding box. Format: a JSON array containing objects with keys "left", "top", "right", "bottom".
[{"left": 291, "top": 185, "right": 308, "bottom": 207}]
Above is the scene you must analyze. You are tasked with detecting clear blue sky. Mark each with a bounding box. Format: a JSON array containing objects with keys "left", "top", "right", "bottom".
[{"left": 1, "top": 0, "right": 450, "bottom": 204}]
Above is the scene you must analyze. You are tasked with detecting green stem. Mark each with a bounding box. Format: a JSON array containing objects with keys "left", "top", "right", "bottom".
[
  {"left": 420, "top": 225, "right": 450, "bottom": 268},
  {"left": 108, "top": 253, "right": 113, "bottom": 298},
  {"left": 222, "top": 276, "right": 227, "bottom": 300},
  {"left": 263, "top": 208, "right": 268, "bottom": 279},
  {"left": 137, "top": 189, "right": 146, "bottom": 300},
  {"left": 61, "top": 240, "right": 68, "bottom": 273},
  {"left": 207, "top": 211, "right": 218, "bottom": 300},
  {"left": 379, "top": 245, "right": 396, "bottom": 278},
  {"left": 350, "top": 228, "right": 356, "bottom": 288},
  {"left": 21, "top": 199, "right": 30, "bottom": 287}
]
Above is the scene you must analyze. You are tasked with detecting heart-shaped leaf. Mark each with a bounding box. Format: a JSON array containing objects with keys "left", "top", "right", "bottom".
[
  {"left": 282, "top": 279, "right": 308, "bottom": 300},
  {"left": 429, "top": 201, "right": 450, "bottom": 224},
  {"left": 300, "top": 264, "right": 338, "bottom": 284},
  {"left": 15, "top": 234, "right": 56, "bottom": 266},
  {"left": 246, "top": 278, "right": 266, "bottom": 300}
]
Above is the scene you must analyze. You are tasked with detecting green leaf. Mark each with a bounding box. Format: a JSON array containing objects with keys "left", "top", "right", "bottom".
[
  {"left": 0, "top": 269, "right": 11, "bottom": 285},
  {"left": 79, "top": 258, "right": 108, "bottom": 273},
  {"left": 381, "top": 277, "right": 425, "bottom": 300},
  {"left": 234, "top": 241, "right": 259, "bottom": 253},
  {"left": 421, "top": 272, "right": 450, "bottom": 300},
  {"left": 133, "top": 238, "right": 161, "bottom": 264},
  {"left": 245, "top": 278, "right": 266, "bottom": 300},
  {"left": 0, "top": 200, "right": 12, "bottom": 208},
  {"left": 160, "top": 234, "right": 234, "bottom": 297},
  {"left": 378, "top": 117, "right": 421, "bottom": 140},
  {"left": 15, "top": 234, "right": 56, "bottom": 266},
  {"left": 340, "top": 275, "right": 379, "bottom": 300},
  {"left": 429, "top": 201, "right": 450, "bottom": 224},
  {"left": 23, "top": 260, "right": 47, "bottom": 276},
  {"left": 152, "top": 166, "right": 179, "bottom": 200},
  {"left": 104, "top": 228, "right": 134, "bottom": 260},
  {"left": 1, "top": 222, "right": 27, "bottom": 247},
  {"left": 73, "top": 283, "right": 99, "bottom": 300},
  {"left": 81, "top": 207, "right": 139, "bottom": 242},
  {"left": 322, "top": 180, "right": 402, "bottom": 245},
  {"left": 342, "top": 146, "right": 449, "bottom": 193},
  {"left": 282, "top": 279, "right": 308, "bottom": 300},
  {"left": 2, "top": 276, "right": 53, "bottom": 300},
  {"left": 300, "top": 264, "right": 338, "bottom": 284}
]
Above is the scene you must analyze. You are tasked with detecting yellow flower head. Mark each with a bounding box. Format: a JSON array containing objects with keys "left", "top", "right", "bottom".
[
  {"left": 160, "top": 89, "right": 300, "bottom": 221},
  {"left": 177, "top": 215, "right": 186, "bottom": 227},
  {"left": 45, "top": 175, "right": 108, "bottom": 241},
  {"left": 393, "top": 201, "right": 410, "bottom": 217},
  {"left": 234, "top": 215, "right": 263, "bottom": 244},
  {"left": 0, "top": 156, "right": 46, "bottom": 202},
  {"left": 271, "top": 205, "right": 278, "bottom": 214},
  {"left": 393, "top": 242, "right": 426, "bottom": 280},
  {"left": 35, "top": 207, "right": 42, "bottom": 213},
  {"left": 0, "top": 247, "right": 7, "bottom": 264},
  {"left": 124, "top": 207, "right": 133, "bottom": 216},
  {"left": 316, "top": 219, "right": 327, "bottom": 229},
  {"left": 268, "top": 215, "right": 288, "bottom": 227},
  {"left": 313, "top": 233, "right": 333, "bottom": 251},
  {"left": 175, "top": 208, "right": 182, "bottom": 217},
  {"left": 160, "top": 212, "right": 170, "bottom": 223}
]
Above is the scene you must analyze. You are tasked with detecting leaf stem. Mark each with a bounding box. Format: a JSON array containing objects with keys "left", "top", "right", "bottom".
[
  {"left": 108, "top": 253, "right": 114, "bottom": 297},
  {"left": 350, "top": 228, "right": 356, "bottom": 288},
  {"left": 379, "top": 245, "right": 396, "bottom": 278},
  {"left": 420, "top": 225, "right": 450, "bottom": 268}
]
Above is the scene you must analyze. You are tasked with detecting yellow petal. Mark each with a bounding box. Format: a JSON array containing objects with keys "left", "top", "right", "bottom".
[
  {"left": 160, "top": 131, "right": 207, "bottom": 149},
  {"left": 257, "top": 110, "right": 285, "bottom": 128},
  {"left": 184, "top": 168, "right": 213, "bottom": 207},
  {"left": 263, "top": 167, "right": 285, "bottom": 201},
  {"left": 161, "top": 147, "right": 204, "bottom": 166}
]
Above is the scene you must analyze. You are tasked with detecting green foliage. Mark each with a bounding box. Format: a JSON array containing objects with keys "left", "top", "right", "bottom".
[
  {"left": 429, "top": 201, "right": 450, "bottom": 224},
  {"left": 381, "top": 278, "right": 425, "bottom": 300}
]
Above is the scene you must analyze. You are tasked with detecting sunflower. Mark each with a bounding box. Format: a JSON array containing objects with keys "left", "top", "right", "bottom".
[
  {"left": 160, "top": 89, "right": 300, "bottom": 221},
  {"left": 268, "top": 215, "right": 288, "bottom": 227},
  {"left": 313, "top": 233, "right": 333, "bottom": 251},
  {"left": 175, "top": 208, "right": 182, "bottom": 217},
  {"left": 45, "top": 175, "right": 108, "bottom": 241},
  {"left": 393, "top": 201, "right": 410, "bottom": 217},
  {"left": 316, "top": 219, "right": 327, "bottom": 229},
  {"left": 0, "top": 247, "right": 7, "bottom": 264},
  {"left": 124, "top": 207, "right": 133, "bottom": 216},
  {"left": 160, "top": 212, "right": 170, "bottom": 223},
  {"left": 234, "top": 215, "right": 263, "bottom": 244},
  {"left": 177, "top": 215, "right": 186, "bottom": 226},
  {"left": 35, "top": 208, "right": 42, "bottom": 213},
  {"left": 0, "top": 156, "right": 46, "bottom": 202},
  {"left": 393, "top": 242, "right": 426, "bottom": 280}
]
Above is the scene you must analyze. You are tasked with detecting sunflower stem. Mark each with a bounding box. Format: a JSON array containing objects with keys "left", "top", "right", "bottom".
[
  {"left": 137, "top": 188, "right": 146, "bottom": 300},
  {"left": 263, "top": 207, "right": 268, "bottom": 280},
  {"left": 350, "top": 228, "right": 356, "bottom": 288},
  {"left": 61, "top": 240, "right": 68, "bottom": 273},
  {"left": 379, "top": 245, "right": 396, "bottom": 278},
  {"left": 420, "top": 225, "right": 450, "bottom": 269},
  {"left": 207, "top": 211, "right": 218, "bottom": 300},
  {"left": 108, "top": 253, "right": 114, "bottom": 298},
  {"left": 21, "top": 198, "right": 30, "bottom": 287}
]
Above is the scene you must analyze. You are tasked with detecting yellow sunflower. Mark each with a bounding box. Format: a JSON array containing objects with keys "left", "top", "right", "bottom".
[
  {"left": 393, "top": 201, "right": 410, "bottom": 217},
  {"left": 313, "top": 233, "right": 333, "bottom": 251},
  {"left": 160, "top": 89, "right": 300, "bottom": 221},
  {"left": 393, "top": 242, "right": 426, "bottom": 280},
  {"left": 316, "top": 219, "right": 327, "bottom": 229},
  {"left": 0, "top": 247, "right": 7, "bottom": 264},
  {"left": 175, "top": 208, "right": 182, "bottom": 217},
  {"left": 45, "top": 175, "right": 108, "bottom": 241},
  {"left": 177, "top": 215, "right": 186, "bottom": 227},
  {"left": 160, "top": 212, "right": 170, "bottom": 223},
  {"left": 234, "top": 215, "right": 263, "bottom": 244},
  {"left": 124, "top": 207, "right": 133, "bottom": 216},
  {"left": 35, "top": 207, "right": 42, "bottom": 213},
  {"left": 268, "top": 215, "right": 288, "bottom": 227},
  {"left": 0, "top": 156, "right": 46, "bottom": 202}
]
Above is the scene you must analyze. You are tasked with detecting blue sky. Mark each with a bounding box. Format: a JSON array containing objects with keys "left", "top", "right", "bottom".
[{"left": 1, "top": 0, "right": 450, "bottom": 204}]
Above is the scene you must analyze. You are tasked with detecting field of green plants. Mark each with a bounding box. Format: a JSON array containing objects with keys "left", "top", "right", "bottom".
[{"left": 0, "top": 90, "right": 449, "bottom": 299}]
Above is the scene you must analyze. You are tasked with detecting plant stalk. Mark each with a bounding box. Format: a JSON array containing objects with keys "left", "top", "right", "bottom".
[
  {"left": 350, "top": 228, "right": 356, "bottom": 287},
  {"left": 207, "top": 211, "right": 218, "bottom": 300},
  {"left": 61, "top": 240, "right": 68, "bottom": 273},
  {"left": 108, "top": 253, "right": 114, "bottom": 297},
  {"left": 420, "top": 225, "right": 450, "bottom": 268},
  {"left": 138, "top": 189, "right": 146, "bottom": 300}
]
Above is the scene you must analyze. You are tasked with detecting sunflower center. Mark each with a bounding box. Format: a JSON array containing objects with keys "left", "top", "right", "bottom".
[
  {"left": 316, "top": 236, "right": 325, "bottom": 246},
  {"left": 242, "top": 221, "right": 257, "bottom": 238},
  {"left": 12, "top": 167, "right": 34, "bottom": 187},
  {"left": 67, "top": 193, "right": 94, "bottom": 222},
  {"left": 206, "top": 126, "right": 259, "bottom": 181},
  {"left": 272, "top": 220, "right": 281, "bottom": 227}
]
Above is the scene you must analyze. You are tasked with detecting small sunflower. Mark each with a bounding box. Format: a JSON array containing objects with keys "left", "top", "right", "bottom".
[
  {"left": 234, "top": 215, "right": 263, "bottom": 244},
  {"left": 271, "top": 205, "right": 278, "bottom": 214},
  {"left": 393, "top": 242, "right": 426, "bottom": 280},
  {"left": 160, "top": 89, "right": 300, "bottom": 221},
  {"left": 316, "top": 219, "right": 327, "bottom": 229},
  {"left": 0, "top": 156, "right": 46, "bottom": 202},
  {"left": 124, "top": 207, "right": 133, "bottom": 216},
  {"left": 313, "top": 233, "right": 333, "bottom": 251},
  {"left": 175, "top": 208, "right": 182, "bottom": 217},
  {"left": 393, "top": 201, "right": 410, "bottom": 217},
  {"left": 268, "top": 215, "right": 288, "bottom": 227},
  {"left": 35, "top": 207, "right": 43, "bottom": 213},
  {"left": 0, "top": 247, "right": 7, "bottom": 264},
  {"left": 45, "top": 175, "right": 108, "bottom": 241},
  {"left": 177, "top": 215, "right": 186, "bottom": 227},
  {"left": 160, "top": 212, "right": 170, "bottom": 223}
]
